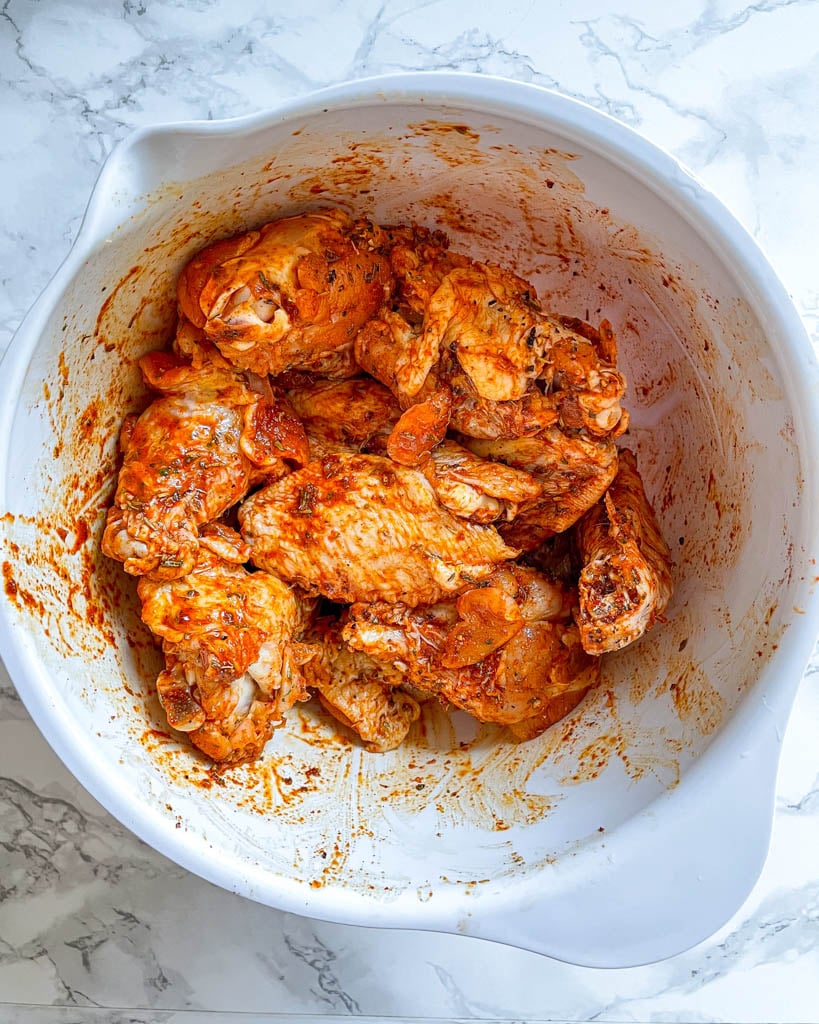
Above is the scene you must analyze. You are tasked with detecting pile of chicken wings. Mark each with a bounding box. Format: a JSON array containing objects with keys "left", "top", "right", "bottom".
[{"left": 102, "top": 209, "right": 672, "bottom": 766}]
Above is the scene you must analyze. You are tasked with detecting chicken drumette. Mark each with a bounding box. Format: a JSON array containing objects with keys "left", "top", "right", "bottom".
[
  {"left": 177, "top": 209, "right": 393, "bottom": 377},
  {"left": 102, "top": 349, "right": 308, "bottom": 580},
  {"left": 138, "top": 525, "right": 316, "bottom": 765},
  {"left": 574, "top": 448, "right": 673, "bottom": 655}
]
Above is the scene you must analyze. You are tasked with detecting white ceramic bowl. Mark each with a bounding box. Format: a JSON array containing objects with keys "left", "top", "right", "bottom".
[{"left": 2, "top": 74, "right": 818, "bottom": 968}]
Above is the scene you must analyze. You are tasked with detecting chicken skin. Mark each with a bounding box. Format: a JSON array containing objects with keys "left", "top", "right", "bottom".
[
  {"left": 177, "top": 209, "right": 393, "bottom": 377},
  {"left": 356, "top": 255, "right": 627, "bottom": 488},
  {"left": 102, "top": 350, "right": 308, "bottom": 580},
  {"left": 238, "top": 452, "right": 518, "bottom": 605},
  {"left": 465, "top": 428, "right": 619, "bottom": 550},
  {"left": 383, "top": 223, "right": 472, "bottom": 323},
  {"left": 354, "top": 309, "right": 430, "bottom": 406},
  {"left": 419, "top": 438, "right": 542, "bottom": 524},
  {"left": 300, "top": 619, "right": 420, "bottom": 752},
  {"left": 386, "top": 384, "right": 452, "bottom": 467},
  {"left": 446, "top": 365, "right": 559, "bottom": 440},
  {"left": 360, "top": 254, "right": 627, "bottom": 433},
  {"left": 342, "top": 565, "right": 599, "bottom": 738},
  {"left": 575, "top": 448, "right": 673, "bottom": 655},
  {"left": 417, "top": 262, "right": 544, "bottom": 402},
  {"left": 286, "top": 377, "right": 398, "bottom": 456},
  {"left": 352, "top": 224, "right": 470, "bottom": 401},
  {"left": 137, "top": 527, "right": 316, "bottom": 765},
  {"left": 426, "top": 265, "right": 628, "bottom": 434}
]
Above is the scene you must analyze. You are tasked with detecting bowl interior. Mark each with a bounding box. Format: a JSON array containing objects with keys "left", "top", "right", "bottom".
[{"left": 1, "top": 95, "right": 803, "bottom": 914}]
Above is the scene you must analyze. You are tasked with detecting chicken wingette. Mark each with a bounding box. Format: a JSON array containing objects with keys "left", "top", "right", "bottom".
[
  {"left": 288, "top": 378, "right": 541, "bottom": 524},
  {"left": 464, "top": 429, "right": 619, "bottom": 550},
  {"left": 238, "top": 452, "right": 518, "bottom": 605},
  {"left": 356, "top": 256, "right": 627, "bottom": 437},
  {"left": 299, "top": 619, "right": 420, "bottom": 752},
  {"left": 419, "top": 438, "right": 541, "bottom": 524}
]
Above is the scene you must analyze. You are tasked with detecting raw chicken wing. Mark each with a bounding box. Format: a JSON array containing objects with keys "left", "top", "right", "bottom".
[
  {"left": 102, "top": 350, "right": 308, "bottom": 580},
  {"left": 416, "top": 262, "right": 628, "bottom": 436},
  {"left": 446, "top": 364, "right": 558, "bottom": 439},
  {"left": 286, "top": 379, "right": 537, "bottom": 524},
  {"left": 286, "top": 377, "right": 399, "bottom": 457},
  {"left": 343, "top": 565, "right": 599, "bottom": 738},
  {"left": 357, "top": 255, "right": 626, "bottom": 444},
  {"left": 138, "top": 526, "right": 316, "bottom": 765},
  {"left": 354, "top": 309, "right": 431, "bottom": 405},
  {"left": 418, "top": 262, "right": 544, "bottom": 402},
  {"left": 575, "top": 448, "right": 673, "bottom": 654},
  {"left": 420, "top": 438, "right": 541, "bottom": 524},
  {"left": 465, "top": 428, "right": 619, "bottom": 549},
  {"left": 238, "top": 452, "right": 518, "bottom": 605},
  {"left": 177, "top": 210, "right": 393, "bottom": 377},
  {"left": 383, "top": 223, "right": 470, "bottom": 322},
  {"left": 300, "top": 619, "right": 419, "bottom": 752},
  {"left": 386, "top": 385, "right": 452, "bottom": 467}
]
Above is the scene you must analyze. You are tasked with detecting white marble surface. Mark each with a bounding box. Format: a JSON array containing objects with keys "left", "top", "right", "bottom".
[{"left": 2, "top": 0, "right": 819, "bottom": 1020}]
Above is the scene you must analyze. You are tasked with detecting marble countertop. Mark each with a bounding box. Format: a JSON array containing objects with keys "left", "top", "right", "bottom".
[{"left": 2, "top": 0, "right": 819, "bottom": 1020}]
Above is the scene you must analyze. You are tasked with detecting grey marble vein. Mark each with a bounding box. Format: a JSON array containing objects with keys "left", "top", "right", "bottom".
[{"left": 282, "top": 934, "right": 361, "bottom": 1014}]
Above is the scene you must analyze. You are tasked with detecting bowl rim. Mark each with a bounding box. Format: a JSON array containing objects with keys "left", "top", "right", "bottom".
[{"left": 2, "top": 71, "right": 818, "bottom": 966}]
